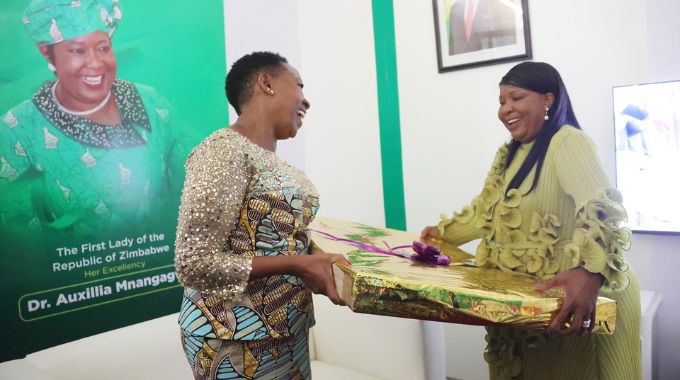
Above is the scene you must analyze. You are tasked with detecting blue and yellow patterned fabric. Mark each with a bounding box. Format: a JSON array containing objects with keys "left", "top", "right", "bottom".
[
  {"left": 180, "top": 323, "right": 311, "bottom": 379},
  {"left": 175, "top": 128, "right": 318, "bottom": 378}
]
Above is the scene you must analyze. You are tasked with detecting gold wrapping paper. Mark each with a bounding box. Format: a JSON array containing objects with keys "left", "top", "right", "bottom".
[{"left": 309, "top": 217, "right": 616, "bottom": 334}]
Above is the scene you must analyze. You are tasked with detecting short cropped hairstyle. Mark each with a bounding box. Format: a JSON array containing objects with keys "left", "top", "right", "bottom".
[{"left": 225, "top": 51, "right": 288, "bottom": 115}]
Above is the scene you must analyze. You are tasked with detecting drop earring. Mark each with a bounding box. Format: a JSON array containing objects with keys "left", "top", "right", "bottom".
[
  {"left": 48, "top": 62, "right": 56, "bottom": 72},
  {"left": 544, "top": 107, "right": 549, "bottom": 121}
]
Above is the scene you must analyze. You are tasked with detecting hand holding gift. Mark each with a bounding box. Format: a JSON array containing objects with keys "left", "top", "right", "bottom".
[
  {"left": 536, "top": 267, "right": 604, "bottom": 335},
  {"left": 310, "top": 217, "right": 617, "bottom": 334},
  {"left": 296, "top": 253, "right": 351, "bottom": 306}
]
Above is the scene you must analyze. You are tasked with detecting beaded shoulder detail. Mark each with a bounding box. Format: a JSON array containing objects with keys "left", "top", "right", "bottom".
[{"left": 31, "top": 79, "right": 150, "bottom": 149}]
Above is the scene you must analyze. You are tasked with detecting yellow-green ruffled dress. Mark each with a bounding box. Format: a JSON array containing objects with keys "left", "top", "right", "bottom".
[{"left": 438, "top": 125, "right": 641, "bottom": 380}]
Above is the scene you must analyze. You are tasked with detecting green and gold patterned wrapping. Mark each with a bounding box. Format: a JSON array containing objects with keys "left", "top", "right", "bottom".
[{"left": 309, "top": 217, "right": 616, "bottom": 334}]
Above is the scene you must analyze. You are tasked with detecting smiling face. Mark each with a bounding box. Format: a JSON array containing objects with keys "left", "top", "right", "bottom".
[
  {"left": 498, "top": 84, "right": 554, "bottom": 143},
  {"left": 268, "top": 63, "right": 310, "bottom": 140},
  {"left": 45, "top": 30, "right": 117, "bottom": 112}
]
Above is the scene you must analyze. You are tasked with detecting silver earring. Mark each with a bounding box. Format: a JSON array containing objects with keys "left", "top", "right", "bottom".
[
  {"left": 48, "top": 63, "right": 56, "bottom": 72},
  {"left": 544, "top": 107, "right": 549, "bottom": 121},
  {"left": 268, "top": 88, "right": 275, "bottom": 95}
]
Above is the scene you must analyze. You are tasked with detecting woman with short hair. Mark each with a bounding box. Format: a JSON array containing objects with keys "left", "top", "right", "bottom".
[{"left": 175, "top": 51, "right": 349, "bottom": 380}]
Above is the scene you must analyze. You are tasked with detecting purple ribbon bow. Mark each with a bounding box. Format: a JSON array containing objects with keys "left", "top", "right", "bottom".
[{"left": 311, "top": 229, "right": 451, "bottom": 266}]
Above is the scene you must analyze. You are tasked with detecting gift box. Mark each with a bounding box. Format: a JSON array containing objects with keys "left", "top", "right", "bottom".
[{"left": 309, "top": 217, "right": 616, "bottom": 334}]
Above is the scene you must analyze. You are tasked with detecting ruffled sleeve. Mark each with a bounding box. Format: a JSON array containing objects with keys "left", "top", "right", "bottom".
[
  {"left": 438, "top": 145, "right": 508, "bottom": 246},
  {"left": 555, "top": 129, "right": 631, "bottom": 291},
  {"left": 174, "top": 132, "right": 253, "bottom": 301}
]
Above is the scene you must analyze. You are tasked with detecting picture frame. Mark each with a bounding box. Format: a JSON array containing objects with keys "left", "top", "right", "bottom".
[{"left": 432, "top": 0, "right": 532, "bottom": 72}]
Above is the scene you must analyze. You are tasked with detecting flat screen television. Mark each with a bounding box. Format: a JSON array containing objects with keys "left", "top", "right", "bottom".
[{"left": 612, "top": 80, "right": 680, "bottom": 234}]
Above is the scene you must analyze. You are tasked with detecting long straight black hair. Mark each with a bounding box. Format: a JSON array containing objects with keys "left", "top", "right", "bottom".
[{"left": 500, "top": 62, "right": 581, "bottom": 196}]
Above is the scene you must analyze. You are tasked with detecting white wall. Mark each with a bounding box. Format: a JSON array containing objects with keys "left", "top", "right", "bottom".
[
  {"left": 632, "top": 2, "right": 680, "bottom": 378},
  {"left": 391, "top": 1, "right": 679, "bottom": 379},
  {"left": 224, "top": 1, "right": 680, "bottom": 378},
  {"left": 225, "top": 0, "right": 386, "bottom": 227},
  {"left": 627, "top": 234, "right": 680, "bottom": 380},
  {"left": 223, "top": 0, "right": 307, "bottom": 170},
  {"left": 395, "top": 0, "right": 651, "bottom": 231},
  {"left": 298, "top": 0, "right": 386, "bottom": 227}
]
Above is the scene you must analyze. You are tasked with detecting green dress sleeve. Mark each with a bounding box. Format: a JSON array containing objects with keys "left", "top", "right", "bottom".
[
  {"left": 554, "top": 130, "right": 631, "bottom": 291},
  {"left": 0, "top": 102, "right": 46, "bottom": 230},
  {"left": 134, "top": 83, "right": 186, "bottom": 196},
  {"left": 438, "top": 144, "right": 509, "bottom": 246}
]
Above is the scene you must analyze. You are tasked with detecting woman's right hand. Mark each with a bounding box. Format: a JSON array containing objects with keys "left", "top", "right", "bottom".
[
  {"left": 296, "top": 253, "right": 351, "bottom": 305},
  {"left": 420, "top": 225, "right": 440, "bottom": 242}
]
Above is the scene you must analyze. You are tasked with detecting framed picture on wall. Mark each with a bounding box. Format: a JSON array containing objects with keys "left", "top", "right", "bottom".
[{"left": 432, "top": 0, "right": 532, "bottom": 72}]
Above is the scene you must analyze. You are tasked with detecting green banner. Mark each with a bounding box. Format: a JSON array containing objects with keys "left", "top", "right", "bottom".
[
  {"left": 19, "top": 264, "right": 180, "bottom": 322},
  {"left": 0, "top": 0, "right": 227, "bottom": 361}
]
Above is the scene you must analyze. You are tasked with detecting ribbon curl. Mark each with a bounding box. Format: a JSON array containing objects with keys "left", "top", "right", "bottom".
[{"left": 311, "top": 229, "right": 451, "bottom": 266}]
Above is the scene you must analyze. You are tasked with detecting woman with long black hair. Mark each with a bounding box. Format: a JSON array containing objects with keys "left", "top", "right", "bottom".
[{"left": 422, "top": 62, "right": 640, "bottom": 379}]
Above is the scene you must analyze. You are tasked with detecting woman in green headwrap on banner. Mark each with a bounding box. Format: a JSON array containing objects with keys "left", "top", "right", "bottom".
[{"left": 0, "top": 0, "right": 182, "bottom": 236}]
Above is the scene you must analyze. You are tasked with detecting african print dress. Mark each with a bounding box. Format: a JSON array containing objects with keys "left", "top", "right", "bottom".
[
  {"left": 438, "top": 125, "right": 641, "bottom": 380},
  {"left": 0, "top": 79, "right": 181, "bottom": 237},
  {"left": 175, "top": 128, "right": 319, "bottom": 380}
]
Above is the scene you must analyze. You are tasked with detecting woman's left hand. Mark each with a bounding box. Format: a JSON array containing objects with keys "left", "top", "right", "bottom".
[
  {"left": 420, "top": 225, "right": 440, "bottom": 242},
  {"left": 535, "top": 267, "right": 604, "bottom": 335}
]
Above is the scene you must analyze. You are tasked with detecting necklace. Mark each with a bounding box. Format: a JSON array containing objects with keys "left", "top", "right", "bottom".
[{"left": 51, "top": 80, "right": 112, "bottom": 116}]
